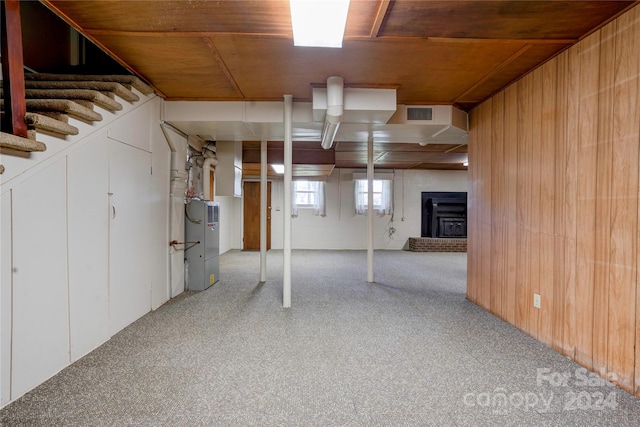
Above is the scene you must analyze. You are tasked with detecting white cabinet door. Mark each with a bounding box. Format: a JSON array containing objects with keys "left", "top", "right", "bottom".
[
  {"left": 68, "top": 137, "right": 110, "bottom": 361},
  {"left": 215, "top": 141, "right": 242, "bottom": 197},
  {"left": 11, "top": 159, "right": 69, "bottom": 398},
  {"left": 108, "top": 140, "right": 152, "bottom": 335},
  {"left": 1, "top": 190, "right": 13, "bottom": 405}
]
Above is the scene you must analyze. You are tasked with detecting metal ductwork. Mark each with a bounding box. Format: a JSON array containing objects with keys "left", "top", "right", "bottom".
[
  {"left": 320, "top": 76, "right": 343, "bottom": 149},
  {"left": 387, "top": 105, "right": 468, "bottom": 145}
]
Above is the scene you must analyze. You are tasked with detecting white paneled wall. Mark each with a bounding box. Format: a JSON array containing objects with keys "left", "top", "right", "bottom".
[
  {"left": 232, "top": 169, "right": 468, "bottom": 251},
  {"left": 0, "top": 191, "right": 12, "bottom": 405},
  {"left": 0, "top": 94, "right": 173, "bottom": 407},
  {"left": 11, "top": 159, "right": 70, "bottom": 398},
  {"left": 216, "top": 195, "right": 243, "bottom": 254},
  {"left": 67, "top": 137, "right": 110, "bottom": 362},
  {"left": 107, "top": 141, "right": 152, "bottom": 336}
]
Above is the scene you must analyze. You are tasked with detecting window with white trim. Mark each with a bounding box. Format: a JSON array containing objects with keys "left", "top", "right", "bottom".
[
  {"left": 354, "top": 179, "right": 393, "bottom": 215},
  {"left": 292, "top": 180, "right": 326, "bottom": 217}
]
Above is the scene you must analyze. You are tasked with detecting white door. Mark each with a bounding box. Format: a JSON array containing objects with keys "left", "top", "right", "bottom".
[
  {"left": 1, "top": 190, "right": 13, "bottom": 405},
  {"left": 108, "top": 140, "right": 152, "bottom": 335},
  {"left": 68, "top": 137, "right": 110, "bottom": 361},
  {"left": 11, "top": 160, "right": 69, "bottom": 398}
]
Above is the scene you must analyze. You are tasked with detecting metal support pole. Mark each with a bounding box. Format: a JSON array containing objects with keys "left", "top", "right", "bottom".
[
  {"left": 283, "top": 95, "right": 293, "bottom": 307},
  {"left": 260, "top": 138, "right": 268, "bottom": 282},
  {"left": 367, "top": 136, "right": 374, "bottom": 283}
]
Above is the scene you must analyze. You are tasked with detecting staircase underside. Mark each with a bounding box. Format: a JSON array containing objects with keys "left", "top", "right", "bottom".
[{"left": 1, "top": 73, "right": 153, "bottom": 174}]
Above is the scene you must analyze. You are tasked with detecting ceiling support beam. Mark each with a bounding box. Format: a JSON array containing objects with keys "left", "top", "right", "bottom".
[
  {"left": 203, "top": 37, "right": 245, "bottom": 98},
  {"left": 425, "top": 37, "right": 576, "bottom": 45},
  {"left": 370, "top": 0, "right": 392, "bottom": 38},
  {"left": 282, "top": 95, "right": 293, "bottom": 308},
  {"left": 85, "top": 29, "right": 290, "bottom": 38},
  {"left": 454, "top": 43, "right": 533, "bottom": 104},
  {"left": 444, "top": 144, "right": 467, "bottom": 153},
  {"left": 76, "top": 30, "right": 573, "bottom": 45},
  {"left": 1, "top": 0, "right": 28, "bottom": 138}
]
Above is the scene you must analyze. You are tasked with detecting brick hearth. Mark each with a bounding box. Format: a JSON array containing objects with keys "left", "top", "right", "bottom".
[{"left": 408, "top": 237, "right": 467, "bottom": 252}]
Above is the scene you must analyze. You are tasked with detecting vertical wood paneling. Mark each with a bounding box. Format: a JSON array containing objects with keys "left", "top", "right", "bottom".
[
  {"left": 593, "top": 20, "right": 616, "bottom": 378},
  {"left": 608, "top": 9, "right": 639, "bottom": 393},
  {"left": 529, "top": 69, "right": 543, "bottom": 339},
  {"left": 564, "top": 43, "right": 580, "bottom": 359},
  {"left": 504, "top": 84, "right": 518, "bottom": 326},
  {"left": 552, "top": 51, "right": 568, "bottom": 355},
  {"left": 466, "top": 107, "right": 480, "bottom": 304},
  {"left": 469, "top": 6, "right": 640, "bottom": 394},
  {"left": 636, "top": 8, "right": 640, "bottom": 396},
  {"left": 516, "top": 73, "right": 533, "bottom": 334},
  {"left": 539, "top": 58, "right": 557, "bottom": 346},
  {"left": 574, "top": 34, "right": 601, "bottom": 369},
  {"left": 490, "top": 91, "right": 505, "bottom": 319},
  {"left": 479, "top": 99, "right": 492, "bottom": 310}
]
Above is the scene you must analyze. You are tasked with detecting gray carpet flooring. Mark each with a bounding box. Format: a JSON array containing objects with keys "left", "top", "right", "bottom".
[{"left": 2, "top": 250, "right": 640, "bottom": 426}]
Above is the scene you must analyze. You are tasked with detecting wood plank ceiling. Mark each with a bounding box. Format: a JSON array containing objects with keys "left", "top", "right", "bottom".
[{"left": 41, "top": 0, "right": 636, "bottom": 173}]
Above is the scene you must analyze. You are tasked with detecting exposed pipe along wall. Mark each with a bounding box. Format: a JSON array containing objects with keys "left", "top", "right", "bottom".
[
  {"left": 160, "top": 122, "right": 190, "bottom": 298},
  {"left": 184, "top": 135, "right": 218, "bottom": 200},
  {"left": 202, "top": 145, "right": 218, "bottom": 201}
]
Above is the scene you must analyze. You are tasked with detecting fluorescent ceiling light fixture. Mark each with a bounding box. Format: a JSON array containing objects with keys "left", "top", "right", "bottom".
[
  {"left": 271, "top": 164, "right": 285, "bottom": 174},
  {"left": 290, "top": 0, "right": 350, "bottom": 48}
]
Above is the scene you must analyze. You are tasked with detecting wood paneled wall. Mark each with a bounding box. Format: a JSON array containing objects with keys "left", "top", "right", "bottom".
[{"left": 467, "top": 5, "right": 640, "bottom": 397}]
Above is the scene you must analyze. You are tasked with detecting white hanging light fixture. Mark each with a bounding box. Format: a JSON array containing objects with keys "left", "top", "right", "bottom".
[{"left": 290, "top": 0, "right": 350, "bottom": 48}]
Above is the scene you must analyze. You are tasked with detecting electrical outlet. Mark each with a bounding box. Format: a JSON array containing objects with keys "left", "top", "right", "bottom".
[{"left": 533, "top": 293, "right": 541, "bottom": 309}]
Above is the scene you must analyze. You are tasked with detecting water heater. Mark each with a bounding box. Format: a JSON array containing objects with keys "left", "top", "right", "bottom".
[{"left": 185, "top": 199, "right": 220, "bottom": 291}]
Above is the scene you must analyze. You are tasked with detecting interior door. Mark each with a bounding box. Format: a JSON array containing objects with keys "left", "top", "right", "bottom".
[
  {"left": 11, "top": 159, "right": 69, "bottom": 399},
  {"left": 243, "top": 181, "right": 271, "bottom": 250},
  {"left": 108, "top": 140, "right": 152, "bottom": 335}
]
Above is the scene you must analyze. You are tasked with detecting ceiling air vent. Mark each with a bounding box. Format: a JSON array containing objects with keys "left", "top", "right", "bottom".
[{"left": 407, "top": 107, "right": 433, "bottom": 121}]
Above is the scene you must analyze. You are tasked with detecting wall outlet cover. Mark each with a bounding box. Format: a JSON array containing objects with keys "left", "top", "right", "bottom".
[{"left": 533, "top": 293, "right": 541, "bottom": 309}]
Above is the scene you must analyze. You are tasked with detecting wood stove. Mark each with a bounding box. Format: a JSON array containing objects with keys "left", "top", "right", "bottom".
[{"left": 421, "top": 192, "right": 467, "bottom": 238}]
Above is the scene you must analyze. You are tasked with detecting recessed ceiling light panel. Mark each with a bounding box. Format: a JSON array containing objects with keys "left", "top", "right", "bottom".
[{"left": 290, "top": 0, "right": 350, "bottom": 48}]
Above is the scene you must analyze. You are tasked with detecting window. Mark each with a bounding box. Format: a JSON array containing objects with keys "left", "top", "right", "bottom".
[
  {"left": 354, "top": 179, "right": 393, "bottom": 215},
  {"left": 292, "top": 180, "right": 326, "bottom": 217},
  {"left": 293, "top": 180, "right": 317, "bottom": 208}
]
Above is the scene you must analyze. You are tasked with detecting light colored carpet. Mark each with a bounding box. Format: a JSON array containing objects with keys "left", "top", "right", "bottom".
[{"left": 1, "top": 250, "right": 639, "bottom": 426}]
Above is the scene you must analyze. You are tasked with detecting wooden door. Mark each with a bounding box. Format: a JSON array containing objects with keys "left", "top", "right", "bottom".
[{"left": 243, "top": 181, "right": 271, "bottom": 250}]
